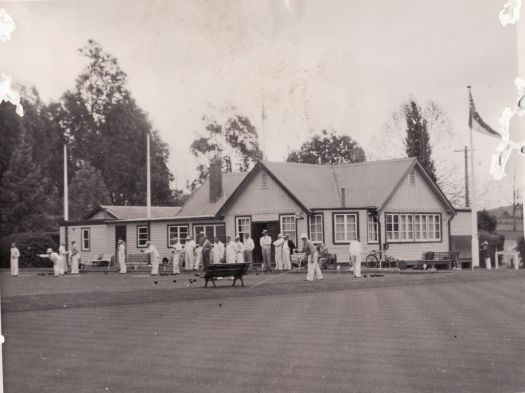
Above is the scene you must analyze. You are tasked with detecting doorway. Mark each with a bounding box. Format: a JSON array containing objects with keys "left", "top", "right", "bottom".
[
  {"left": 252, "top": 221, "right": 280, "bottom": 266},
  {"left": 115, "top": 225, "right": 127, "bottom": 256}
]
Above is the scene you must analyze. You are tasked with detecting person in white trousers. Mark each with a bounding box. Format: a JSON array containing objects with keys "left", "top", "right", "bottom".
[
  {"left": 117, "top": 239, "right": 127, "bottom": 274},
  {"left": 172, "top": 238, "right": 183, "bottom": 274},
  {"left": 283, "top": 234, "right": 292, "bottom": 270},
  {"left": 235, "top": 236, "right": 245, "bottom": 263},
  {"left": 184, "top": 236, "right": 196, "bottom": 270},
  {"left": 58, "top": 242, "right": 68, "bottom": 275},
  {"left": 10, "top": 243, "right": 20, "bottom": 276},
  {"left": 142, "top": 241, "right": 160, "bottom": 276},
  {"left": 302, "top": 233, "right": 323, "bottom": 281},
  {"left": 225, "top": 236, "right": 237, "bottom": 264},
  {"left": 349, "top": 239, "right": 362, "bottom": 278},
  {"left": 273, "top": 234, "right": 284, "bottom": 270},
  {"left": 40, "top": 248, "right": 60, "bottom": 276},
  {"left": 243, "top": 234, "right": 254, "bottom": 267},
  {"left": 212, "top": 237, "right": 225, "bottom": 263},
  {"left": 70, "top": 240, "right": 80, "bottom": 274}
]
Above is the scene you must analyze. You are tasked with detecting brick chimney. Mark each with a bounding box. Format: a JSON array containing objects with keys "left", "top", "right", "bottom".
[
  {"left": 209, "top": 158, "right": 223, "bottom": 202},
  {"left": 341, "top": 187, "right": 346, "bottom": 208}
]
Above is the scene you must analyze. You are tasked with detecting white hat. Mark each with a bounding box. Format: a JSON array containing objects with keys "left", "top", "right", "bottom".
[
  {"left": 300, "top": 233, "right": 308, "bottom": 239},
  {"left": 46, "top": 248, "right": 53, "bottom": 253}
]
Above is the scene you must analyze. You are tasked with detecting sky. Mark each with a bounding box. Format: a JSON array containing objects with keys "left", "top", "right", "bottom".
[{"left": 0, "top": 0, "right": 522, "bottom": 208}]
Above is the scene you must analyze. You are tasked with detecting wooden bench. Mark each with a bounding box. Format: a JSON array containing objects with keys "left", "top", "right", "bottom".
[
  {"left": 127, "top": 253, "right": 149, "bottom": 270},
  {"left": 203, "top": 263, "right": 249, "bottom": 288},
  {"left": 87, "top": 253, "right": 113, "bottom": 267},
  {"left": 399, "top": 251, "right": 460, "bottom": 270}
]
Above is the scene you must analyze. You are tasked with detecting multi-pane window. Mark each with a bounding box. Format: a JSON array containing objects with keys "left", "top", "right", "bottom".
[
  {"left": 367, "top": 214, "right": 378, "bottom": 243},
  {"left": 193, "top": 224, "right": 226, "bottom": 243},
  {"left": 414, "top": 214, "right": 441, "bottom": 241},
  {"left": 168, "top": 225, "right": 189, "bottom": 247},
  {"left": 137, "top": 225, "right": 149, "bottom": 247},
  {"left": 334, "top": 213, "right": 358, "bottom": 243},
  {"left": 309, "top": 214, "right": 324, "bottom": 244},
  {"left": 387, "top": 213, "right": 440, "bottom": 242},
  {"left": 81, "top": 228, "right": 90, "bottom": 251},
  {"left": 236, "top": 217, "right": 251, "bottom": 241},
  {"left": 280, "top": 215, "right": 297, "bottom": 242}
]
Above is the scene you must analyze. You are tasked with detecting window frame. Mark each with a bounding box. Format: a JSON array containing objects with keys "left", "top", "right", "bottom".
[
  {"left": 309, "top": 213, "right": 324, "bottom": 244},
  {"left": 192, "top": 223, "right": 226, "bottom": 243},
  {"left": 279, "top": 214, "right": 297, "bottom": 245},
  {"left": 332, "top": 212, "right": 360, "bottom": 244},
  {"left": 235, "top": 216, "right": 252, "bottom": 241},
  {"left": 385, "top": 212, "right": 442, "bottom": 244},
  {"left": 367, "top": 214, "right": 379, "bottom": 244},
  {"left": 136, "top": 225, "right": 149, "bottom": 248},
  {"left": 167, "top": 224, "right": 189, "bottom": 248},
  {"left": 81, "top": 227, "right": 90, "bottom": 251}
]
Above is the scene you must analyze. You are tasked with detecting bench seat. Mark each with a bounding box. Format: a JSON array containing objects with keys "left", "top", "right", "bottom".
[
  {"left": 399, "top": 251, "right": 460, "bottom": 270},
  {"left": 203, "top": 263, "right": 249, "bottom": 288}
]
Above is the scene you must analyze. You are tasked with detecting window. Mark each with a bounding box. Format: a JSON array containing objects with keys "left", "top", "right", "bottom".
[
  {"left": 387, "top": 213, "right": 441, "bottom": 242},
  {"left": 137, "top": 225, "right": 149, "bottom": 248},
  {"left": 168, "top": 225, "right": 189, "bottom": 247},
  {"left": 367, "top": 214, "right": 378, "bottom": 243},
  {"left": 236, "top": 217, "right": 251, "bottom": 241},
  {"left": 414, "top": 214, "right": 441, "bottom": 241},
  {"left": 261, "top": 173, "right": 269, "bottom": 189},
  {"left": 81, "top": 228, "right": 90, "bottom": 251},
  {"left": 386, "top": 214, "right": 414, "bottom": 242},
  {"left": 309, "top": 214, "right": 324, "bottom": 243},
  {"left": 193, "top": 224, "right": 226, "bottom": 243},
  {"left": 280, "top": 215, "right": 297, "bottom": 242},
  {"left": 333, "top": 213, "right": 358, "bottom": 243}
]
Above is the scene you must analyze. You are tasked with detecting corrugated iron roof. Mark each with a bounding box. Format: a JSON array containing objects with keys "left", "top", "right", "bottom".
[
  {"left": 174, "top": 172, "right": 248, "bottom": 218},
  {"left": 98, "top": 205, "right": 182, "bottom": 220}
]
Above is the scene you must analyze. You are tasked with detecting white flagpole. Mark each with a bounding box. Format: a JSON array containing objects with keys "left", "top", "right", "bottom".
[
  {"left": 467, "top": 86, "right": 479, "bottom": 269},
  {"left": 261, "top": 97, "right": 267, "bottom": 161},
  {"left": 146, "top": 131, "right": 151, "bottom": 219},
  {"left": 64, "top": 143, "right": 69, "bottom": 221}
]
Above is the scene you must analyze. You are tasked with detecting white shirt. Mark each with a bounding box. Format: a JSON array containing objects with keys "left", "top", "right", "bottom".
[
  {"left": 11, "top": 247, "right": 20, "bottom": 259},
  {"left": 273, "top": 237, "right": 284, "bottom": 247},
  {"left": 244, "top": 238, "right": 255, "bottom": 251},
  {"left": 185, "top": 240, "right": 195, "bottom": 254},
  {"left": 260, "top": 235, "right": 272, "bottom": 247},
  {"left": 172, "top": 242, "right": 183, "bottom": 252},
  {"left": 118, "top": 244, "right": 126, "bottom": 256},
  {"left": 349, "top": 240, "right": 362, "bottom": 256},
  {"left": 144, "top": 244, "right": 160, "bottom": 260},
  {"left": 212, "top": 241, "right": 225, "bottom": 263}
]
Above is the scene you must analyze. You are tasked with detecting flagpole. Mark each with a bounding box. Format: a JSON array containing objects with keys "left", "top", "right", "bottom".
[
  {"left": 467, "top": 86, "right": 479, "bottom": 269},
  {"left": 63, "top": 141, "right": 69, "bottom": 253},
  {"left": 146, "top": 130, "right": 151, "bottom": 219}
]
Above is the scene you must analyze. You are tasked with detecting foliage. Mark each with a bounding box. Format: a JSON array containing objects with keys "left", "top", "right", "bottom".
[
  {"left": 478, "top": 210, "right": 498, "bottom": 233},
  {"left": 516, "top": 237, "right": 525, "bottom": 267},
  {"left": 0, "top": 232, "right": 58, "bottom": 268},
  {"left": 61, "top": 40, "right": 175, "bottom": 205},
  {"left": 69, "top": 160, "right": 111, "bottom": 220},
  {"left": 370, "top": 99, "right": 463, "bottom": 206},
  {"left": 190, "top": 112, "right": 262, "bottom": 189},
  {"left": 0, "top": 132, "right": 56, "bottom": 235},
  {"left": 287, "top": 129, "right": 366, "bottom": 165},
  {"left": 478, "top": 230, "right": 505, "bottom": 268}
]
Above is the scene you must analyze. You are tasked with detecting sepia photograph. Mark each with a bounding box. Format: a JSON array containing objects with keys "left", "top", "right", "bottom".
[{"left": 0, "top": 1, "right": 524, "bottom": 392}]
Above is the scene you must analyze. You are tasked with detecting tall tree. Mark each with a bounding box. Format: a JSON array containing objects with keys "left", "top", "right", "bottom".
[
  {"left": 0, "top": 132, "right": 53, "bottom": 235},
  {"left": 0, "top": 101, "right": 23, "bottom": 183},
  {"left": 61, "top": 40, "right": 175, "bottom": 206},
  {"left": 69, "top": 160, "right": 111, "bottom": 220},
  {"left": 287, "top": 129, "right": 366, "bottom": 165},
  {"left": 403, "top": 100, "right": 437, "bottom": 182},
  {"left": 190, "top": 112, "right": 262, "bottom": 188}
]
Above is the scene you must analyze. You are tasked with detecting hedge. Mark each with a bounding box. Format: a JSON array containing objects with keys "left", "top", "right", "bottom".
[{"left": 0, "top": 232, "right": 59, "bottom": 268}]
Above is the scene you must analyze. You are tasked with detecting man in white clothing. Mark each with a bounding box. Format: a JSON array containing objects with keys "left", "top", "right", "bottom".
[
  {"left": 40, "top": 248, "right": 60, "bottom": 276},
  {"left": 172, "top": 238, "right": 183, "bottom": 273},
  {"left": 302, "top": 233, "right": 323, "bottom": 281},
  {"left": 283, "top": 234, "right": 292, "bottom": 270},
  {"left": 212, "top": 237, "right": 225, "bottom": 264},
  {"left": 142, "top": 241, "right": 161, "bottom": 276},
  {"left": 58, "top": 242, "right": 68, "bottom": 275},
  {"left": 260, "top": 230, "right": 272, "bottom": 272},
  {"left": 273, "top": 234, "right": 284, "bottom": 270},
  {"left": 235, "top": 236, "right": 245, "bottom": 263},
  {"left": 349, "top": 239, "right": 362, "bottom": 278},
  {"left": 184, "top": 236, "right": 196, "bottom": 270},
  {"left": 70, "top": 240, "right": 81, "bottom": 274},
  {"left": 117, "top": 239, "right": 127, "bottom": 274},
  {"left": 225, "top": 236, "right": 237, "bottom": 264},
  {"left": 243, "top": 234, "right": 254, "bottom": 267},
  {"left": 10, "top": 243, "right": 20, "bottom": 276}
]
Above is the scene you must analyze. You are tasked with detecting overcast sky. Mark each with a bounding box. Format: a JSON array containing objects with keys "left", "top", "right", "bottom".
[{"left": 0, "top": 0, "right": 521, "bottom": 208}]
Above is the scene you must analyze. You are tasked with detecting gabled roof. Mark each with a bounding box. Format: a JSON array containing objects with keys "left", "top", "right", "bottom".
[
  {"left": 174, "top": 172, "right": 248, "bottom": 219},
  {"left": 86, "top": 205, "right": 182, "bottom": 221},
  {"left": 175, "top": 157, "right": 455, "bottom": 220}
]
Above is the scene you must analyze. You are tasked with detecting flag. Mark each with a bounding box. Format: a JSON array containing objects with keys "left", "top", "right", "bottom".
[{"left": 468, "top": 89, "right": 500, "bottom": 138}]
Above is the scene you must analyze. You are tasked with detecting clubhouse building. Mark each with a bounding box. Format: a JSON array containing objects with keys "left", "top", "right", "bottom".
[{"left": 60, "top": 158, "right": 471, "bottom": 265}]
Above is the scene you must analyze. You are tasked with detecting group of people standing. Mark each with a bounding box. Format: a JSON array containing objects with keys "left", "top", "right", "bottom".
[{"left": 35, "top": 240, "right": 81, "bottom": 276}]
